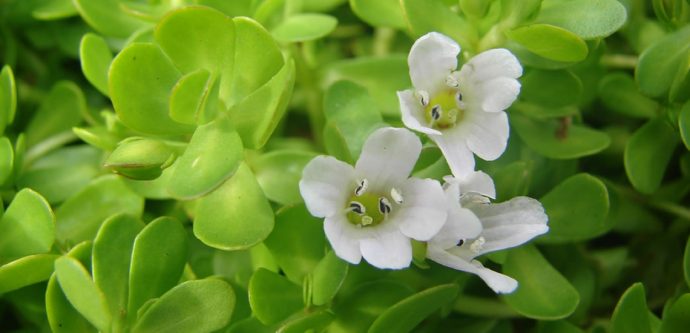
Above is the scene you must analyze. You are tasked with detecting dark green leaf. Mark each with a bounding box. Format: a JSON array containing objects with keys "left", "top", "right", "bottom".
[
  {"left": 624, "top": 117, "right": 679, "bottom": 194},
  {"left": 248, "top": 268, "right": 303, "bottom": 325},
  {"left": 610, "top": 283, "right": 653, "bottom": 333}
]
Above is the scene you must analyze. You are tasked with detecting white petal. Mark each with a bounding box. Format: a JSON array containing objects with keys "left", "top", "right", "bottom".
[
  {"left": 393, "top": 178, "right": 447, "bottom": 241},
  {"left": 408, "top": 32, "right": 460, "bottom": 95},
  {"left": 430, "top": 130, "right": 475, "bottom": 177},
  {"left": 459, "top": 48, "right": 522, "bottom": 83},
  {"left": 324, "top": 214, "right": 362, "bottom": 264},
  {"left": 431, "top": 205, "right": 482, "bottom": 250},
  {"left": 398, "top": 90, "right": 442, "bottom": 136},
  {"left": 468, "top": 197, "right": 549, "bottom": 256},
  {"left": 359, "top": 229, "right": 412, "bottom": 269},
  {"left": 477, "top": 77, "right": 521, "bottom": 113},
  {"left": 463, "top": 110, "right": 509, "bottom": 161},
  {"left": 299, "top": 156, "right": 355, "bottom": 218},
  {"left": 444, "top": 171, "right": 496, "bottom": 199},
  {"left": 355, "top": 127, "right": 421, "bottom": 192},
  {"left": 427, "top": 247, "right": 517, "bottom": 293}
]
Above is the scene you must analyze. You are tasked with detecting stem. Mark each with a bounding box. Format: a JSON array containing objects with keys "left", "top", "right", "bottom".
[
  {"left": 600, "top": 54, "right": 638, "bottom": 69},
  {"left": 647, "top": 201, "right": 690, "bottom": 221},
  {"left": 452, "top": 295, "right": 520, "bottom": 318},
  {"left": 291, "top": 43, "right": 324, "bottom": 148},
  {"left": 23, "top": 131, "right": 78, "bottom": 167},
  {"left": 373, "top": 27, "right": 395, "bottom": 57}
]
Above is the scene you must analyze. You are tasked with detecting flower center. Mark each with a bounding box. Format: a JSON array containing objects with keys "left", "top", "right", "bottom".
[
  {"left": 423, "top": 88, "right": 464, "bottom": 129},
  {"left": 346, "top": 179, "right": 401, "bottom": 228}
]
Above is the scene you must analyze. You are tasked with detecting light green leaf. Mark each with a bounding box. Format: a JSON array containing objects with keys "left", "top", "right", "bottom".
[
  {"left": 537, "top": 0, "right": 627, "bottom": 39},
  {"left": 350, "top": 0, "right": 405, "bottom": 28},
  {"left": 598, "top": 72, "right": 659, "bottom": 119},
  {"left": 0, "top": 189, "right": 54, "bottom": 264},
  {"left": 73, "top": 0, "right": 148, "bottom": 38},
  {"left": 278, "top": 310, "right": 334, "bottom": 333},
  {"left": 659, "top": 294, "right": 690, "bottom": 333},
  {"left": 369, "top": 284, "right": 459, "bottom": 333},
  {"left": 55, "top": 256, "right": 111, "bottom": 332},
  {"left": 128, "top": 217, "right": 188, "bottom": 319},
  {"left": 194, "top": 163, "right": 274, "bottom": 250},
  {"left": 46, "top": 274, "right": 95, "bottom": 333},
  {"left": 610, "top": 283, "right": 653, "bottom": 333},
  {"left": 636, "top": 26, "right": 690, "bottom": 98},
  {"left": 512, "top": 114, "right": 611, "bottom": 159},
  {"left": 311, "top": 251, "right": 348, "bottom": 306},
  {"left": 401, "top": 0, "right": 477, "bottom": 53},
  {"left": 503, "top": 245, "right": 580, "bottom": 320},
  {"left": 79, "top": 33, "right": 112, "bottom": 96},
  {"left": 25, "top": 81, "right": 86, "bottom": 147},
  {"left": 0, "top": 254, "right": 59, "bottom": 294},
  {"left": 0, "top": 66, "right": 17, "bottom": 134},
  {"left": 624, "top": 117, "right": 679, "bottom": 194},
  {"left": 249, "top": 268, "right": 303, "bottom": 325},
  {"left": 521, "top": 69, "right": 583, "bottom": 107},
  {"left": 169, "top": 69, "right": 219, "bottom": 125},
  {"left": 539, "top": 174, "right": 611, "bottom": 243},
  {"left": 272, "top": 13, "right": 337, "bottom": 42},
  {"left": 0, "top": 137, "right": 13, "bottom": 185},
  {"left": 32, "top": 0, "right": 77, "bottom": 20},
  {"left": 254, "top": 150, "right": 318, "bottom": 205},
  {"left": 507, "top": 24, "right": 588, "bottom": 63},
  {"left": 133, "top": 279, "right": 235, "bottom": 333},
  {"left": 168, "top": 116, "right": 243, "bottom": 199}
]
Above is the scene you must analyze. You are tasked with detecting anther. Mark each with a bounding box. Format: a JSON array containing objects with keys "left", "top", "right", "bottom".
[
  {"left": 390, "top": 188, "right": 404, "bottom": 204},
  {"left": 349, "top": 201, "right": 365, "bottom": 215},
  {"left": 456, "top": 91, "right": 463, "bottom": 102},
  {"left": 446, "top": 75, "right": 459, "bottom": 87},
  {"left": 457, "top": 239, "right": 465, "bottom": 247},
  {"left": 361, "top": 215, "right": 373, "bottom": 226},
  {"left": 416, "top": 90, "right": 429, "bottom": 106},
  {"left": 470, "top": 236, "right": 485, "bottom": 253},
  {"left": 431, "top": 105, "right": 441, "bottom": 121},
  {"left": 354, "top": 179, "right": 368, "bottom": 196},
  {"left": 378, "top": 197, "right": 392, "bottom": 214}
]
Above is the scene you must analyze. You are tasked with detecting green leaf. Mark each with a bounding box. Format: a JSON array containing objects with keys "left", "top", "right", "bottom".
[
  {"left": 507, "top": 24, "right": 588, "bottom": 63},
  {"left": 678, "top": 102, "right": 690, "bottom": 150},
  {"left": 537, "top": 320, "right": 585, "bottom": 333},
  {"left": 194, "top": 163, "right": 274, "bottom": 250},
  {"left": 168, "top": 116, "right": 243, "bottom": 199},
  {"left": 539, "top": 174, "right": 611, "bottom": 243},
  {"left": 169, "top": 69, "right": 219, "bottom": 125},
  {"left": 350, "top": 0, "right": 405, "bottom": 28},
  {"left": 73, "top": 0, "right": 148, "bottom": 38},
  {"left": 598, "top": 72, "right": 659, "bottom": 119},
  {"left": 659, "top": 294, "right": 690, "bottom": 333},
  {"left": 610, "top": 283, "right": 653, "bottom": 333},
  {"left": 93, "top": 214, "right": 144, "bottom": 329},
  {"left": 311, "top": 251, "right": 348, "bottom": 306},
  {"left": 685, "top": 236, "right": 690, "bottom": 289},
  {"left": 0, "top": 66, "right": 17, "bottom": 134},
  {"left": 128, "top": 217, "right": 188, "bottom": 319},
  {"left": 278, "top": 310, "right": 334, "bottom": 333},
  {"left": 132, "top": 279, "right": 235, "bottom": 333},
  {"left": 25, "top": 81, "right": 86, "bottom": 147},
  {"left": 104, "top": 137, "right": 177, "bottom": 180},
  {"left": 55, "top": 175, "right": 144, "bottom": 245},
  {"left": 401, "top": 0, "right": 477, "bottom": 53},
  {"left": 323, "top": 80, "right": 384, "bottom": 162},
  {"left": 0, "top": 254, "right": 59, "bottom": 294},
  {"left": 520, "top": 69, "right": 583, "bottom": 108},
  {"left": 79, "top": 33, "right": 112, "bottom": 96},
  {"left": 331, "top": 281, "right": 414, "bottom": 332},
  {"left": 0, "top": 137, "right": 13, "bottom": 185},
  {"left": 271, "top": 13, "right": 337, "bottom": 42},
  {"left": 0, "top": 189, "right": 54, "bottom": 264},
  {"left": 249, "top": 268, "right": 303, "bottom": 325},
  {"left": 369, "top": 284, "right": 459, "bottom": 333},
  {"left": 254, "top": 150, "right": 318, "bottom": 205},
  {"left": 263, "top": 204, "right": 326, "bottom": 284},
  {"left": 32, "top": 0, "right": 77, "bottom": 20},
  {"left": 109, "top": 43, "right": 193, "bottom": 135},
  {"left": 512, "top": 114, "right": 611, "bottom": 159},
  {"left": 536, "top": 0, "right": 627, "bottom": 39},
  {"left": 624, "top": 117, "right": 679, "bottom": 194},
  {"left": 46, "top": 274, "right": 95, "bottom": 333},
  {"left": 54, "top": 256, "right": 111, "bottom": 332},
  {"left": 503, "top": 245, "right": 580, "bottom": 320},
  {"left": 636, "top": 26, "right": 690, "bottom": 98}
]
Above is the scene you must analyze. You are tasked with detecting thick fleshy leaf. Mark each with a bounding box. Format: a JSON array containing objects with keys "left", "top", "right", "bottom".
[
  {"left": 263, "top": 204, "right": 325, "bottom": 284},
  {"left": 539, "top": 174, "right": 611, "bottom": 243},
  {"left": 503, "top": 245, "right": 580, "bottom": 320},
  {"left": 0, "top": 137, "right": 13, "bottom": 185},
  {"left": 32, "top": 0, "right": 77, "bottom": 20},
  {"left": 0, "top": 189, "right": 54, "bottom": 264},
  {"left": 194, "top": 163, "right": 274, "bottom": 250},
  {"left": 599, "top": 72, "right": 659, "bottom": 119},
  {"left": 624, "top": 117, "right": 679, "bottom": 194},
  {"left": 55, "top": 175, "right": 144, "bottom": 245},
  {"left": 512, "top": 114, "right": 610, "bottom": 159},
  {"left": 0, "top": 254, "right": 59, "bottom": 294},
  {"left": 350, "top": 0, "right": 405, "bottom": 28},
  {"left": 254, "top": 150, "right": 318, "bottom": 205},
  {"left": 311, "top": 251, "right": 348, "bottom": 306},
  {"left": 271, "top": 13, "right": 337, "bottom": 42},
  {"left": 104, "top": 137, "right": 178, "bottom": 180},
  {"left": 330, "top": 281, "right": 414, "bottom": 332},
  {"left": 248, "top": 268, "right": 303, "bottom": 325},
  {"left": 658, "top": 294, "right": 690, "bottom": 333},
  {"left": 25, "top": 81, "right": 86, "bottom": 147},
  {"left": 401, "top": 0, "right": 477, "bottom": 53},
  {"left": 278, "top": 310, "right": 334, "bottom": 333},
  {"left": 46, "top": 274, "right": 95, "bottom": 333},
  {"left": 127, "top": 217, "right": 187, "bottom": 319},
  {"left": 507, "top": 24, "right": 588, "bottom": 63},
  {"left": 369, "top": 284, "right": 459, "bottom": 333},
  {"left": 610, "top": 283, "right": 653, "bottom": 333},
  {"left": 169, "top": 69, "right": 219, "bottom": 125},
  {"left": 109, "top": 43, "right": 193, "bottom": 135},
  {"left": 54, "top": 256, "right": 111, "bottom": 332},
  {"left": 73, "top": 0, "right": 148, "bottom": 38},
  {"left": 168, "top": 116, "right": 243, "bottom": 199},
  {"left": 521, "top": 69, "right": 583, "bottom": 108},
  {"left": 536, "top": 0, "right": 627, "bottom": 39},
  {"left": 79, "top": 33, "right": 112, "bottom": 96},
  {"left": 0, "top": 66, "right": 17, "bottom": 134},
  {"left": 636, "top": 26, "right": 690, "bottom": 98},
  {"left": 132, "top": 279, "right": 235, "bottom": 333}
]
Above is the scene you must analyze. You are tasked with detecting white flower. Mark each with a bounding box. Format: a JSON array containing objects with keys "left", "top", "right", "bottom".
[
  {"left": 299, "top": 127, "right": 447, "bottom": 269},
  {"left": 398, "top": 32, "right": 522, "bottom": 177},
  {"left": 427, "top": 172, "right": 548, "bottom": 293}
]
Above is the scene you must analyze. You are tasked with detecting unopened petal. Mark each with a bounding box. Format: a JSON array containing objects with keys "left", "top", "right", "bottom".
[
  {"left": 300, "top": 156, "right": 356, "bottom": 218},
  {"left": 394, "top": 178, "right": 447, "bottom": 241},
  {"left": 408, "top": 32, "right": 460, "bottom": 95},
  {"left": 355, "top": 127, "right": 422, "bottom": 192}
]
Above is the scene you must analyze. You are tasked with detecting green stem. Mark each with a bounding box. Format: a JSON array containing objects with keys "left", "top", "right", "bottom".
[
  {"left": 600, "top": 54, "right": 638, "bottom": 69},
  {"left": 291, "top": 43, "right": 324, "bottom": 148},
  {"left": 647, "top": 201, "right": 690, "bottom": 221},
  {"left": 373, "top": 27, "right": 395, "bottom": 57},
  {"left": 23, "top": 131, "right": 78, "bottom": 167},
  {"left": 452, "top": 295, "right": 520, "bottom": 318}
]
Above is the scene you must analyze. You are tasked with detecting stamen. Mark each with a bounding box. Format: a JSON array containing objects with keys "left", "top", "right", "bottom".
[
  {"left": 446, "top": 74, "right": 459, "bottom": 87},
  {"left": 470, "top": 236, "right": 485, "bottom": 253},
  {"left": 361, "top": 215, "right": 374, "bottom": 226},
  {"left": 390, "top": 188, "right": 404, "bottom": 204},
  {"left": 456, "top": 91, "right": 463, "bottom": 102},
  {"left": 349, "top": 201, "right": 365, "bottom": 215},
  {"left": 457, "top": 239, "right": 465, "bottom": 247},
  {"left": 416, "top": 90, "right": 429, "bottom": 106},
  {"left": 431, "top": 105, "right": 441, "bottom": 121},
  {"left": 354, "top": 179, "right": 368, "bottom": 196},
  {"left": 378, "top": 197, "right": 392, "bottom": 214}
]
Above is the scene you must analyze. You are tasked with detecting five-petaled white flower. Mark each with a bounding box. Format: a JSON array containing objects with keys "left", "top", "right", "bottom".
[
  {"left": 426, "top": 172, "right": 548, "bottom": 293},
  {"left": 299, "top": 127, "right": 447, "bottom": 269},
  {"left": 398, "top": 32, "right": 522, "bottom": 177}
]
